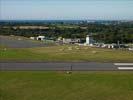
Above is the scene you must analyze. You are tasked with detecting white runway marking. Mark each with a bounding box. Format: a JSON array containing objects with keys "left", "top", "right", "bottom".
[
  {"left": 114, "top": 63, "right": 133, "bottom": 66},
  {"left": 118, "top": 67, "right": 133, "bottom": 70}
]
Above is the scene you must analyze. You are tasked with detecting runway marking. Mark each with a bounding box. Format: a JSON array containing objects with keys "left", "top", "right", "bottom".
[
  {"left": 114, "top": 63, "right": 133, "bottom": 66},
  {"left": 118, "top": 67, "right": 133, "bottom": 70}
]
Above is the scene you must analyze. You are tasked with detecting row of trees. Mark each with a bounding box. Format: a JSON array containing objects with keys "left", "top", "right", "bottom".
[{"left": 0, "top": 22, "right": 133, "bottom": 43}]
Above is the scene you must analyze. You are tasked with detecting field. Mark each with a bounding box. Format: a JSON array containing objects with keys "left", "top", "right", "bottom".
[
  {"left": 0, "top": 35, "right": 133, "bottom": 62},
  {"left": 0, "top": 36, "right": 133, "bottom": 100},
  {"left": 0, "top": 71, "right": 133, "bottom": 100},
  {"left": 0, "top": 45, "right": 133, "bottom": 62}
]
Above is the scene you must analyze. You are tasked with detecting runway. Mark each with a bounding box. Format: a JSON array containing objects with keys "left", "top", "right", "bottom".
[{"left": 0, "top": 62, "right": 133, "bottom": 71}]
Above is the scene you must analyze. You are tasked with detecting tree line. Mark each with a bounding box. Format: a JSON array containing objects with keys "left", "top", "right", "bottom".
[{"left": 0, "top": 22, "right": 133, "bottom": 43}]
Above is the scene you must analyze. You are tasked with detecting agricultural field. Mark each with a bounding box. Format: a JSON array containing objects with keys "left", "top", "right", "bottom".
[{"left": 0, "top": 71, "right": 133, "bottom": 100}]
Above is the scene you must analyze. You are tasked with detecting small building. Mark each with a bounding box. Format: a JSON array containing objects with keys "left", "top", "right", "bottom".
[
  {"left": 129, "top": 48, "right": 133, "bottom": 51},
  {"left": 107, "top": 44, "right": 115, "bottom": 49},
  {"left": 37, "top": 36, "right": 45, "bottom": 41},
  {"left": 63, "top": 38, "right": 81, "bottom": 44},
  {"left": 30, "top": 37, "right": 35, "bottom": 40},
  {"left": 57, "top": 37, "right": 62, "bottom": 41}
]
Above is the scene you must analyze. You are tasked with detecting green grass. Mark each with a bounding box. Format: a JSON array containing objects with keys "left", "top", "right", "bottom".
[
  {"left": 0, "top": 45, "right": 133, "bottom": 62},
  {"left": 0, "top": 71, "right": 133, "bottom": 100}
]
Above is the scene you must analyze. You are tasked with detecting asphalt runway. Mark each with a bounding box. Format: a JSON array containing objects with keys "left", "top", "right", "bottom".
[
  {"left": 0, "top": 36, "right": 47, "bottom": 48},
  {"left": 0, "top": 62, "right": 133, "bottom": 71}
]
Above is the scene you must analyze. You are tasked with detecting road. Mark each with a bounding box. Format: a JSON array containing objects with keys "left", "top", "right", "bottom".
[{"left": 0, "top": 62, "right": 133, "bottom": 71}]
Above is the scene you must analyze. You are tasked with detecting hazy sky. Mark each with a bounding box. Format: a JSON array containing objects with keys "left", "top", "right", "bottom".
[{"left": 0, "top": 0, "right": 133, "bottom": 20}]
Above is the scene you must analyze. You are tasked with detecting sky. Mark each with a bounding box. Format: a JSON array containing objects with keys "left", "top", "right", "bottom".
[{"left": 0, "top": 0, "right": 133, "bottom": 20}]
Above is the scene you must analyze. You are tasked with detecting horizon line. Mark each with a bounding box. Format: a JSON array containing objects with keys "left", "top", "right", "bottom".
[{"left": 0, "top": 19, "right": 133, "bottom": 21}]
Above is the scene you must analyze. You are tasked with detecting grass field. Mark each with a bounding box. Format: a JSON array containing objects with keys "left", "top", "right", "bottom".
[
  {"left": 0, "top": 71, "right": 133, "bottom": 100},
  {"left": 0, "top": 45, "right": 133, "bottom": 62}
]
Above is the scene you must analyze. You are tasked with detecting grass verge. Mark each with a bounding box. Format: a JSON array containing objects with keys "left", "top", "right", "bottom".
[
  {"left": 0, "top": 71, "right": 133, "bottom": 100},
  {"left": 0, "top": 45, "right": 133, "bottom": 62}
]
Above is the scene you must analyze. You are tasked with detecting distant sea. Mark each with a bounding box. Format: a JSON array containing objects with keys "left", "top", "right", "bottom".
[{"left": 0, "top": 20, "right": 132, "bottom": 24}]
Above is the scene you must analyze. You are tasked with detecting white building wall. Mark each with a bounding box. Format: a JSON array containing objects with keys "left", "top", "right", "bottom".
[
  {"left": 86, "top": 35, "right": 90, "bottom": 44},
  {"left": 37, "top": 36, "right": 45, "bottom": 41}
]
